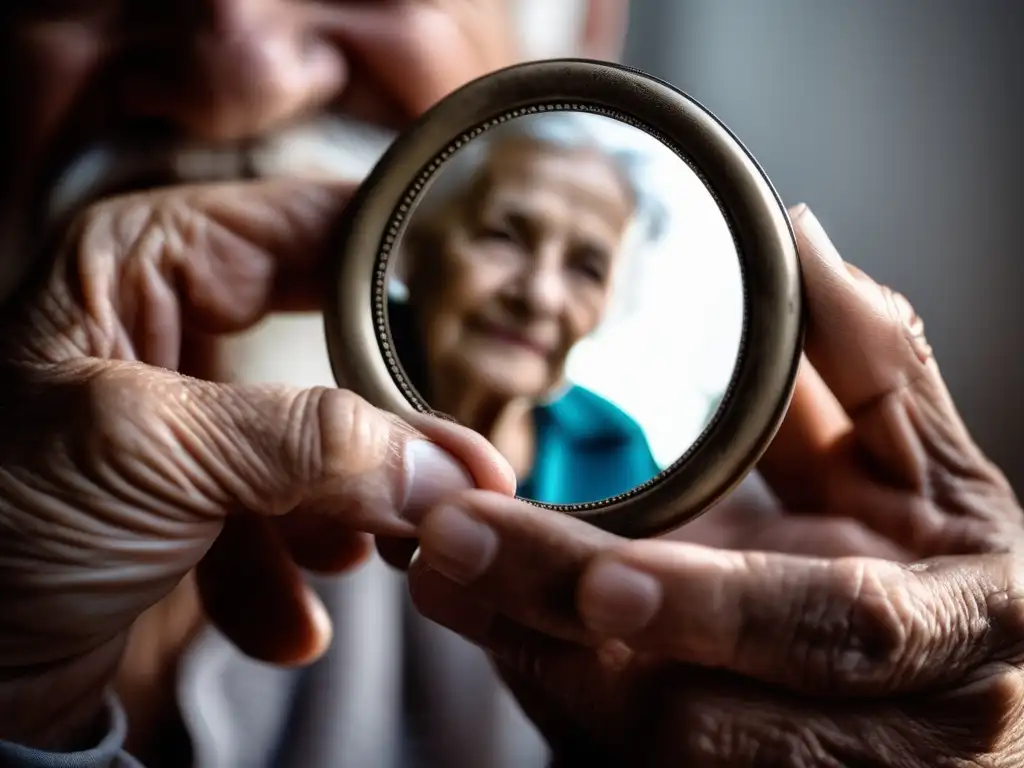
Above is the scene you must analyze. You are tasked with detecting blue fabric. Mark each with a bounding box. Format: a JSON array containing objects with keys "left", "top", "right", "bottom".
[
  {"left": 518, "top": 385, "right": 660, "bottom": 506},
  {"left": 0, "top": 692, "right": 140, "bottom": 768},
  {"left": 387, "top": 299, "right": 659, "bottom": 506}
]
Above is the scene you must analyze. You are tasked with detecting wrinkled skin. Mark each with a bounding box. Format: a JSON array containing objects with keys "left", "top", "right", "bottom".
[
  {"left": 0, "top": 178, "right": 517, "bottom": 748},
  {"left": 1, "top": 1, "right": 1022, "bottom": 765},
  {"left": 405, "top": 206, "right": 1024, "bottom": 767},
  {"left": 0, "top": 0, "right": 549, "bottom": 749}
]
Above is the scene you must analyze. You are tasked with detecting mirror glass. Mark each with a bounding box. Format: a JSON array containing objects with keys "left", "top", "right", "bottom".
[{"left": 384, "top": 110, "right": 744, "bottom": 506}]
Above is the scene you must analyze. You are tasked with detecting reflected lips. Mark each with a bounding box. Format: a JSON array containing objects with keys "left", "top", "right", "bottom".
[{"left": 474, "top": 319, "right": 550, "bottom": 356}]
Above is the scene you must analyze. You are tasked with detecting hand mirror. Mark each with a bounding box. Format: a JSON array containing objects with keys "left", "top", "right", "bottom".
[{"left": 324, "top": 59, "right": 802, "bottom": 538}]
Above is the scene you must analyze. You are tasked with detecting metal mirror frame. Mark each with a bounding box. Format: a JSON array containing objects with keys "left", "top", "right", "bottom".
[{"left": 324, "top": 58, "right": 803, "bottom": 538}]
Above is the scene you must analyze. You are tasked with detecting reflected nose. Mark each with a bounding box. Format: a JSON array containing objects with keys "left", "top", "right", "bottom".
[
  {"left": 123, "top": 0, "right": 345, "bottom": 141},
  {"left": 515, "top": 256, "right": 568, "bottom": 319}
]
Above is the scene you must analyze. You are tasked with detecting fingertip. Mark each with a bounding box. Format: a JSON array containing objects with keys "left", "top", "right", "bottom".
[
  {"left": 401, "top": 439, "right": 476, "bottom": 522},
  {"left": 792, "top": 206, "right": 837, "bottom": 261},
  {"left": 291, "top": 584, "right": 334, "bottom": 666},
  {"left": 405, "top": 412, "right": 517, "bottom": 497},
  {"left": 196, "top": 516, "right": 335, "bottom": 667}
]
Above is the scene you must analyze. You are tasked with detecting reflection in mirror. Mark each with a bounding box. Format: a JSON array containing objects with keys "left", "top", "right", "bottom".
[{"left": 385, "top": 110, "right": 744, "bottom": 505}]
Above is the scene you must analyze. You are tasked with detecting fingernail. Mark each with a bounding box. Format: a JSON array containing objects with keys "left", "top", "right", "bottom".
[
  {"left": 578, "top": 560, "right": 661, "bottom": 637},
  {"left": 794, "top": 206, "right": 845, "bottom": 270},
  {"left": 402, "top": 440, "right": 474, "bottom": 522},
  {"left": 420, "top": 505, "right": 498, "bottom": 584}
]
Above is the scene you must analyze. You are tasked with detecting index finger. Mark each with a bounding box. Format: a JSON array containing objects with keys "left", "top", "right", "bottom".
[
  {"left": 410, "top": 491, "right": 1014, "bottom": 698},
  {"left": 756, "top": 355, "right": 850, "bottom": 511},
  {"left": 81, "top": 179, "right": 354, "bottom": 330},
  {"left": 762, "top": 206, "right": 985, "bottom": 497},
  {"left": 576, "top": 542, "right": 1010, "bottom": 697}
]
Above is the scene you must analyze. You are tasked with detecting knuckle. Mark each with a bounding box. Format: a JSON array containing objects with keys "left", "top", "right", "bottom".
[
  {"left": 985, "top": 556, "right": 1024, "bottom": 659},
  {"left": 175, "top": 380, "right": 299, "bottom": 511},
  {"left": 789, "top": 558, "right": 916, "bottom": 691},
  {"left": 79, "top": 195, "right": 164, "bottom": 267},
  {"left": 275, "top": 385, "right": 329, "bottom": 484},
  {"left": 82, "top": 363, "right": 169, "bottom": 451},
  {"left": 315, "top": 388, "right": 398, "bottom": 480}
]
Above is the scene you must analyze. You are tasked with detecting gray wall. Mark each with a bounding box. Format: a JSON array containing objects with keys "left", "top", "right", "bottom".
[{"left": 625, "top": 0, "right": 1024, "bottom": 490}]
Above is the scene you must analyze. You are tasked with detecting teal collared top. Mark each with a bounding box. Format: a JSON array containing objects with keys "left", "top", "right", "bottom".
[
  {"left": 519, "top": 384, "right": 661, "bottom": 505},
  {"left": 387, "top": 298, "right": 660, "bottom": 505}
]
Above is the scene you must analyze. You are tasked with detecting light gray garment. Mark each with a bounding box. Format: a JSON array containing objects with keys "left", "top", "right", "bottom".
[
  {"left": 0, "top": 556, "right": 550, "bottom": 768},
  {"left": 178, "top": 557, "right": 551, "bottom": 768}
]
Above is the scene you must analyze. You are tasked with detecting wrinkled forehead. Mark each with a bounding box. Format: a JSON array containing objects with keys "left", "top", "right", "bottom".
[{"left": 473, "top": 138, "right": 636, "bottom": 236}]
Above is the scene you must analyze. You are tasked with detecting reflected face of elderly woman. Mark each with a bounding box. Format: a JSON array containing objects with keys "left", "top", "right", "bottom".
[{"left": 404, "top": 137, "right": 636, "bottom": 403}]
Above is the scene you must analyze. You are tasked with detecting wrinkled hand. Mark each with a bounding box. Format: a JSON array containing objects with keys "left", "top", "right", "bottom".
[
  {"left": 407, "top": 207, "right": 1024, "bottom": 766},
  {"left": 0, "top": 180, "right": 514, "bottom": 748}
]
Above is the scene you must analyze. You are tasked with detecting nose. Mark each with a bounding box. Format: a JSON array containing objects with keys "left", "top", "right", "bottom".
[
  {"left": 122, "top": 0, "right": 345, "bottom": 141},
  {"left": 513, "top": 253, "right": 568, "bottom": 319}
]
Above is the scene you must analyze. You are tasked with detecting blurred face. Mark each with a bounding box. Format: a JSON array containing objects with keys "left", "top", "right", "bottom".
[
  {"left": 407, "top": 138, "right": 635, "bottom": 400},
  {"left": 0, "top": 1, "right": 542, "bottom": 300}
]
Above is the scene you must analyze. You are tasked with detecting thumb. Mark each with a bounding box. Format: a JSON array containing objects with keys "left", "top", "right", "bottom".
[
  {"left": 19, "top": 358, "right": 513, "bottom": 665},
  {"left": 80, "top": 359, "right": 517, "bottom": 530},
  {"left": 173, "top": 366, "right": 514, "bottom": 664}
]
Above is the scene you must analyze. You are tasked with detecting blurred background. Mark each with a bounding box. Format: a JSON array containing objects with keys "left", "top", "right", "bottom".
[{"left": 623, "top": 0, "right": 1024, "bottom": 490}]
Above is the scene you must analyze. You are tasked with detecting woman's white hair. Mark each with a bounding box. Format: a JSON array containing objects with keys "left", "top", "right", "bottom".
[
  {"left": 414, "top": 109, "right": 669, "bottom": 243},
  {"left": 395, "top": 111, "right": 675, "bottom": 319}
]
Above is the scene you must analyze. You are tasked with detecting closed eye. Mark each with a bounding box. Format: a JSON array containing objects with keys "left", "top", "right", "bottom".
[{"left": 572, "top": 245, "right": 612, "bottom": 284}]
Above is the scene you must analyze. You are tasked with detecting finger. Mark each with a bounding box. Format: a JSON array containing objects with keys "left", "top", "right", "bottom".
[
  {"left": 735, "top": 515, "right": 912, "bottom": 561},
  {"left": 411, "top": 562, "right": 922, "bottom": 768},
  {"left": 195, "top": 516, "right": 331, "bottom": 665},
  {"left": 412, "top": 490, "right": 619, "bottom": 646},
  {"left": 408, "top": 559, "right": 499, "bottom": 643},
  {"left": 76, "top": 360, "right": 516, "bottom": 534},
  {"left": 576, "top": 544, "right": 1017, "bottom": 697},
  {"left": 408, "top": 564, "right": 636, "bottom": 756},
  {"left": 756, "top": 356, "right": 850, "bottom": 511},
  {"left": 672, "top": 506, "right": 913, "bottom": 561},
  {"left": 791, "top": 205, "right": 992, "bottom": 490},
  {"left": 26, "top": 179, "right": 354, "bottom": 371},
  {"left": 494, "top": 638, "right": 929, "bottom": 768},
  {"left": 413, "top": 491, "right": 1019, "bottom": 696},
  {"left": 663, "top": 490, "right": 912, "bottom": 560},
  {"left": 375, "top": 536, "right": 419, "bottom": 570},
  {"left": 274, "top": 514, "right": 373, "bottom": 574}
]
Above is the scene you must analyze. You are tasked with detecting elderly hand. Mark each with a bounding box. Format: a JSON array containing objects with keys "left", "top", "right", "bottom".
[
  {"left": 407, "top": 206, "right": 1024, "bottom": 766},
  {"left": 0, "top": 180, "right": 514, "bottom": 749}
]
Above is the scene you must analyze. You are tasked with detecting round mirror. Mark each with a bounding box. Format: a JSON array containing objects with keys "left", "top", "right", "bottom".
[{"left": 325, "top": 60, "right": 802, "bottom": 538}]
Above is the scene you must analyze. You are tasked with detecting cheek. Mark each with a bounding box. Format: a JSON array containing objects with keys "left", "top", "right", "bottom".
[
  {"left": 418, "top": 244, "right": 496, "bottom": 342},
  {"left": 564, "top": 286, "right": 609, "bottom": 343},
  {"left": 445, "top": 244, "right": 514, "bottom": 311}
]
